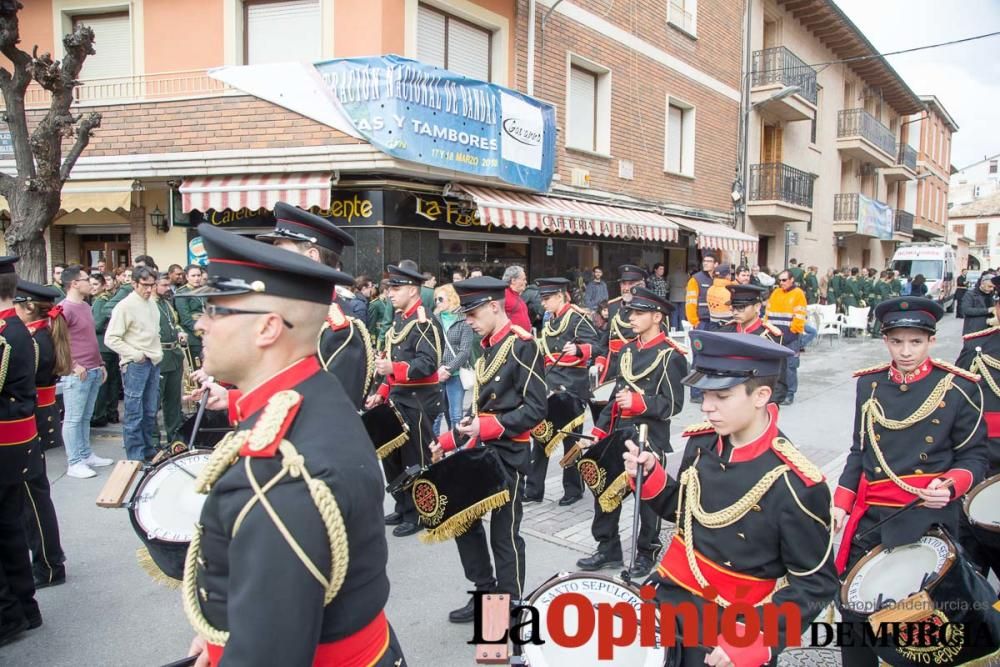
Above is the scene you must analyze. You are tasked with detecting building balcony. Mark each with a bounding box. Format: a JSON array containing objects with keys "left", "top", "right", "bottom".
[
  {"left": 750, "top": 47, "right": 818, "bottom": 122},
  {"left": 883, "top": 144, "right": 918, "bottom": 183},
  {"left": 746, "top": 162, "right": 813, "bottom": 222},
  {"left": 836, "top": 109, "right": 897, "bottom": 168},
  {"left": 833, "top": 193, "right": 895, "bottom": 240},
  {"left": 893, "top": 209, "right": 914, "bottom": 240},
  {"left": 913, "top": 215, "right": 946, "bottom": 238}
]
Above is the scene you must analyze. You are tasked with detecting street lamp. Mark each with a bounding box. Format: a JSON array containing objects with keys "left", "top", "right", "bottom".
[
  {"left": 751, "top": 84, "right": 802, "bottom": 109},
  {"left": 149, "top": 206, "right": 167, "bottom": 233}
]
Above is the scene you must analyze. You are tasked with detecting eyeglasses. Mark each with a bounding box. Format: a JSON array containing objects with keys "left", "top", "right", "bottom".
[
  {"left": 435, "top": 297, "right": 446, "bottom": 303},
  {"left": 203, "top": 303, "right": 295, "bottom": 329},
  {"left": 780, "top": 278, "right": 793, "bottom": 283}
]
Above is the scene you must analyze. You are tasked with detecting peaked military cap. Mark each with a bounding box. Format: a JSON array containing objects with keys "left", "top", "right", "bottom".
[
  {"left": 386, "top": 264, "right": 425, "bottom": 286},
  {"left": 683, "top": 330, "right": 793, "bottom": 390},
  {"left": 535, "top": 277, "right": 571, "bottom": 296},
  {"left": 177, "top": 224, "right": 352, "bottom": 304},
  {"left": 625, "top": 286, "right": 674, "bottom": 315},
  {"left": 874, "top": 297, "right": 944, "bottom": 334},
  {"left": 726, "top": 283, "right": 768, "bottom": 306},
  {"left": 256, "top": 201, "right": 355, "bottom": 257},
  {"left": 454, "top": 276, "right": 507, "bottom": 313},
  {"left": 0, "top": 256, "right": 18, "bottom": 274},
  {"left": 14, "top": 279, "right": 60, "bottom": 303},
  {"left": 618, "top": 264, "right": 647, "bottom": 282}
]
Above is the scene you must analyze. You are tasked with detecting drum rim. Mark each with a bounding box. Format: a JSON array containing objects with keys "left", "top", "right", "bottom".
[
  {"left": 963, "top": 473, "right": 1000, "bottom": 534},
  {"left": 128, "top": 449, "right": 212, "bottom": 545},
  {"left": 838, "top": 529, "right": 956, "bottom": 610},
  {"left": 589, "top": 380, "right": 618, "bottom": 406}
]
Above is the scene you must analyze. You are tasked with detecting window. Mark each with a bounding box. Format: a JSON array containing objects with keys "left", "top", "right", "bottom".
[
  {"left": 810, "top": 85, "right": 823, "bottom": 144},
  {"left": 245, "top": 0, "right": 322, "bottom": 65},
  {"left": 990, "top": 160, "right": 998, "bottom": 175},
  {"left": 664, "top": 98, "right": 695, "bottom": 176},
  {"left": 975, "top": 185, "right": 983, "bottom": 199},
  {"left": 417, "top": 4, "right": 492, "bottom": 81},
  {"left": 667, "top": 0, "right": 697, "bottom": 37},
  {"left": 976, "top": 223, "right": 988, "bottom": 246},
  {"left": 72, "top": 12, "right": 131, "bottom": 79},
  {"left": 565, "top": 57, "right": 610, "bottom": 154}
]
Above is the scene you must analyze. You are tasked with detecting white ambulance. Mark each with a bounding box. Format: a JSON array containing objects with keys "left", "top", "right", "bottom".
[{"left": 890, "top": 242, "right": 957, "bottom": 311}]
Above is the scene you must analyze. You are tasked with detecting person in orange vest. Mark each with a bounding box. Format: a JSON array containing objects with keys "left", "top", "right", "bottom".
[
  {"left": 684, "top": 253, "right": 718, "bottom": 404},
  {"left": 765, "top": 269, "right": 808, "bottom": 405},
  {"left": 706, "top": 265, "right": 735, "bottom": 328}
]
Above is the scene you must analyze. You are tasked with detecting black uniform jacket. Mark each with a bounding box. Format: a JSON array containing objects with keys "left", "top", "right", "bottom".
[
  {"left": 27, "top": 321, "right": 57, "bottom": 468},
  {"left": 637, "top": 405, "right": 837, "bottom": 662},
  {"left": 318, "top": 300, "right": 374, "bottom": 409},
  {"left": 595, "top": 298, "right": 635, "bottom": 384},
  {"left": 958, "top": 326, "right": 1000, "bottom": 475},
  {"left": 0, "top": 309, "right": 39, "bottom": 485},
  {"left": 539, "top": 303, "right": 599, "bottom": 401},
  {"left": 593, "top": 331, "right": 686, "bottom": 454},
  {"left": 193, "top": 356, "right": 390, "bottom": 666},
  {"left": 439, "top": 323, "right": 547, "bottom": 473},
  {"left": 376, "top": 302, "right": 442, "bottom": 411}
]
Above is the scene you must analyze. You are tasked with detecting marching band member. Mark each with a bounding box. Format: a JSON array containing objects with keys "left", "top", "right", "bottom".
[
  {"left": 718, "top": 284, "right": 788, "bottom": 404},
  {"left": 432, "top": 277, "right": 547, "bottom": 624},
  {"left": 578, "top": 287, "right": 686, "bottom": 577},
  {"left": 624, "top": 330, "right": 837, "bottom": 667},
  {"left": 594, "top": 265, "right": 648, "bottom": 384}
]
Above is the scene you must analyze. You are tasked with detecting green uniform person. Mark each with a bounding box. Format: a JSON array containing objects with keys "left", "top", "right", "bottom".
[
  {"left": 173, "top": 264, "right": 205, "bottom": 366},
  {"left": 154, "top": 276, "right": 185, "bottom": 446},
  {"left": 91, "top": 288, "right": 120, "bottom": 425},
  {"left": 803, "top": 266, "right": 820, "bottom": 305}
]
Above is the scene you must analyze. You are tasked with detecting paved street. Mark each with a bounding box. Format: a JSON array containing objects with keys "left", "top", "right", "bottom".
[{"left": 0, "top": 315, "right": 969, "bottom": 666}]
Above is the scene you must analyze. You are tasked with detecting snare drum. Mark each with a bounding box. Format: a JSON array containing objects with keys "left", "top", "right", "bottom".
[
  {"left": 964, "top": 473, "right": 1000, "bottom": 553},
  {"left": 519, "top": 572, "right": 665, "bottom": 666},
  {"left": 168, "top": 408, "right": 231, "bottom": 451},
  {"left": 361, "top": 403, "right": 409, "bottom": 459},
  {"left": 840, "top": 529, "right": 1000, "bottom": 666},
  {"left": 589, "top": 381, "right": 617, "bottom": 421},
  {"left": 577, "top": 431, "right": 631, "bottom": 512},
  {"left": 128, "top": 450, "right": 211, "bottom": 581},
  {"left": 532, "top": 393, "right": 587, "bottom": 457}
]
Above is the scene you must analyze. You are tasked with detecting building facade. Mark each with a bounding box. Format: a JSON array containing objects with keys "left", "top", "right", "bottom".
[
  {"left": 950, "top": 192, "right": 1000, "bottom": 269},
  {"left": 950, "top": 153, "right": 1000, "bottom": 209},
  {"left": 906, "top": 95, "right": 957, "bottom": 243}
]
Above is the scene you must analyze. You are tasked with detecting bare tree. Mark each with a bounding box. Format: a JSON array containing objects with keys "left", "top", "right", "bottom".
[{"left": 0, "top": 1, "right": 101, "bottom": 282}]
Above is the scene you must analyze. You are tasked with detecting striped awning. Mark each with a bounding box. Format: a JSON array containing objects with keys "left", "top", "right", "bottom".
[
  {"left": 669, "top": 216, "right": 758, "bottom": 254},
  {"left": 457, "top": 185, "right": 679, "bottom": 243},
  {"left": 0, "top": 179, "right": 136, "bottom": 215},
  {"left": 180, "top": 173, "right": 332, "bottom": 212}
]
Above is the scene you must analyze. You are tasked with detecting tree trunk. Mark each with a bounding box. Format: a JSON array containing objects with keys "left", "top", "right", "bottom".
[{"left": 3, "top": 189, "right": 60, "bottom": 283}]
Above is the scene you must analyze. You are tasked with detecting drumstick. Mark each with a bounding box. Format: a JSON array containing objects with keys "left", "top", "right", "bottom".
[
  {"left": 624, "top": 424, "right": 649, "bottom": 583},
  {"left": 853, "top": 478, "right": 955, "bottom": 543},
  {"left": 186, "top": 384, "right": 212, "bottom": 452}
]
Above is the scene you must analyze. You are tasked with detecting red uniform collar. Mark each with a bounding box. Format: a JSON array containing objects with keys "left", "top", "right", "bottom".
[
  {"left": 738, "top": 319, "right": 762, "bottom": 334},
  {"left": 402, "top": 300, "right": 420, "bottom": 319},
  {"left": 636, "top": 331, "right": 666, "bottom": 350},
  {"left": 233, "top": 356, "right": 321, "bottom": 422},
  {"left": 718, "top": 403, "right": 779, "bottom": 463},
  {"left": 888, "top": 359, "right": 932, "bottom": 384},
  {"left": 485, "top": 321, "right": 512, "bottom": 348},
  {"left": 556, "top": 302, "right": 572, "bottom": 318},
  {"left": 0, "top": 308, "right": 15, "bottom": 319},
  {"left": 26, "top": 319, "right": 49, "bottom": 334}
]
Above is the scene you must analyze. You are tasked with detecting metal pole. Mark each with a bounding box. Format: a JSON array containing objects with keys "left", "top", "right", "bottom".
[{"left": 784, "top": 223, "right": 791, "bottom": 270}]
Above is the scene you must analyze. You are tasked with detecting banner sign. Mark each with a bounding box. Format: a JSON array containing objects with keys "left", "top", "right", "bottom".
[
  {"left": 210, "top": 55, "right": 556, "bottom": 192},
  {"left": 856, "top": 194, "right": 894, "bottom": 240}
]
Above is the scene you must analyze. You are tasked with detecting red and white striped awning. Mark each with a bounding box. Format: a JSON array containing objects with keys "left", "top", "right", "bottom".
[
  {"left": 180, "top": 173, "right": 332, "bottom": 212},
  {"left": 457, "top": 185, "right": 679, "bottom": 243},
  {"left": 668, "top": 216, "right": 758, "bottom": 254}
]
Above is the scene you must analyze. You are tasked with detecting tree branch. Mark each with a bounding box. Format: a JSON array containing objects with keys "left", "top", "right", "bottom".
[
  {"left": 0, "top": 3, "right": 32, "bottom": 93},
  {"left": 0, "top": 3, "right": 35, "bottom": 179},
  {"left": 0, "top": 171, "right": 13, "bottom": 197},
  {"left": 59, "top": 111, "right": 100, "bottom": 181}
]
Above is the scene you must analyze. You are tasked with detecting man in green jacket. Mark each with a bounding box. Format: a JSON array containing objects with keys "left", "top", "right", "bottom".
[
  {"left": 788, "top": 259, "right": 805, "bottom": 288},
  {"left": 154, "top": 275, "right": 186, "bottom": 446},
  {"left": 91, "top": 285, "right": 120, "bottom": 426},
  {"left": 367, "top": 279, "right": 395, "bottom": 351},
  {"left": 827, "top": 269, "right": 844, "bottom": 310},
  {"left": 173, "top": 264, "right": 205, "bottom": 367},
  {"left": 803, "top": 265, "right": 820, "bottom": 305}
]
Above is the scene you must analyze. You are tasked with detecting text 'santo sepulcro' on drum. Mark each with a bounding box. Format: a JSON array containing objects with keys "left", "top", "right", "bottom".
[
  {"left": 362, "top": 402, "right": 409, "bottom": 459},
  {"left": 412, "top": 447, "right": 511, "bottom": 544},
  {"left": 964, "top": 473, "right": 1000, "bottom": 554},
  {"left": 129, "top": 450, "right": 212, "bottom": 583},
  {"left": 518, "top": 571, "right": 665, "bottom": 667},
  {"left": 839, "top": 528, "right": 1000, "bottom": 666},
  {"left": 589, "top": 380, "right": 617, "bottom": 422},
  {"left": 577, "top": 430, "right": 633, "bottom": 513},
  {"left": 532, "top": 393, "right": 587, "bottom": 458}
]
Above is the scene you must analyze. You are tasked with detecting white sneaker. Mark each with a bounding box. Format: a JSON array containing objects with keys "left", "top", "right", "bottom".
[
  {"left": 83, "top": 453, "right": 114, "bottom": 467},
  {"left": 66, "top": 463, "right": 97, "bottom": 479}
]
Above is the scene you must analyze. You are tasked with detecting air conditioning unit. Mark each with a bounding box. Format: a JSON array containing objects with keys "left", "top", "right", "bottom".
[
  {"left": 618, "top": 160, "right": 634, "bottom": 181},
  {"left": 571, "top": 168, "right": 591, "bottom": 188}
]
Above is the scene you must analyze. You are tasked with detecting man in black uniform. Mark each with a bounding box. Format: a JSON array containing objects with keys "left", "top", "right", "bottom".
[
  {"left": 181, "top": 224, "right": 404, "bottom": 667},
  {"left": 525, "top": 277, "right": 599, "bottom": 505},
  {"left": 365, "top": 263, "right": 443, "bottom": 537},
  {"left": 0, "top": 257, "right": 42, "bottom": 645},
  {"left": 594, "top": 265, "right": 647, "bottom": 385},
  {"left": 719, "top": 283, "right": 788, "bottom": 404},
  {"left": 257, "top": 202, "right": 374, "bottom": 408},
  {"left": 432, "top": 277, "right": 547, "bottom": 623},
  {"left": 833, "top": 297, "right": 987, "bottom": 667},
  {"left": 578, "top": 287, "right": 686, "bottom": 577},
  {"left": 624, "top": 330, "right": 837, "bottom": 666}
]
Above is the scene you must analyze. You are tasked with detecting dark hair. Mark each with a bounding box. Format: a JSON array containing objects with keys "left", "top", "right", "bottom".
[
  {"left": 736, "top": 265, "right": 750, "bottom": 275},
  {"left": 132, "top": 266, "right": 159, "bottom": 283},
  {"left": 702, "top": 253, "right": 718, "bottom": 262},
  {"left": 133, "top": 255, "right": 157, "bottom": 269},
  {"left": 53, "top": 262, "right": 68, "bottom": 271},
  {"left": 63, "top": 264, "right": 87, "bottom": 285},
  {"left": 354, "top": 274, "right": 371, "bottom": 291},
  {"left": 184, "top": 263, "right": 202, "bottom": 274},
  {"left": 653, "top": 263, "right": 664, "bottom": 271},
  {"left": 593, "top": 265, "right": 602, "bottom": 272},
  {"left": 0, "top": 273, "right": 16, "bottom": 300},
  {"left": 912, "top": 274, "right": 926, "bottom": 286},
  {"left": 167, "top": 263, "right": 183, "bottom": 273},
  {"left": 743, "top": 375, "right": 778, "bottom": 395}
]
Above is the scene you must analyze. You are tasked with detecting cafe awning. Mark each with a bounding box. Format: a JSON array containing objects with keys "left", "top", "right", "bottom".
[
  {"left": 456, "top": 185, "right": 679, "bottom": 243},
  {"left": 180, "top": 173, "right": 332, "bottom": 212},
  {"left": 669, "top": 216, "right": 758, "bottom": 255},
  {"left": 0, "top": 179, "right": 137, "bottom": 214}
]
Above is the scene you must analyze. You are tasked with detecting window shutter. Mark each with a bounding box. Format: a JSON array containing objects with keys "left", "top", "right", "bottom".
[
  {"left": 569, "top": 66, "right": 596, "bottom": 151},
  {"left": 417, "top": 6, "right": 446, "bottom": 69},
  {"left": 666, "top": 104, "right": 683, "bottom": 172},
  {"left": 74, "top": 13, "right": 131, "bottom": 79},
  {"left": 447, "top": 19, "right": 490, "bottom": 80},
  {"left": 247, "top": 0, "right": 322, "bottom": 65},
  {"left": 976, "top": 223, "right": 988, "bottom": 245}
]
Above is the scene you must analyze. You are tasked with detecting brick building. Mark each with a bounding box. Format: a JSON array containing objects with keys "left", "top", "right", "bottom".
[{"left": 906, "top": 95, "right": 958, "bottom": 244}]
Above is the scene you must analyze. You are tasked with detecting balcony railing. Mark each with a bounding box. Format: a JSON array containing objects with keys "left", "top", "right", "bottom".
[
  {"left": 837, "top": 109, "right": 897, "bottom": 157},
  {"left": 895, "top": 209, "right": 914, "bottom": 235},
  {"left": 751, "top": 46, "right": 818, "bottom": 105},
  {"left": 897, "top": 144, "right": 917, "bottom": 171},
  {"left": 3, "top": 69, "right": 234, "bottom": 109},
  {"left": 834, "top": 193, "right": 860, "bottom": 221},
  {"left": 748, "top": 162, "right": 814, "bottom": 207}
]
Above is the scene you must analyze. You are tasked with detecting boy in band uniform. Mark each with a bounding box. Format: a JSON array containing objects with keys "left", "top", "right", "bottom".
[
  {"left": 594, "top": 265, "right": 649, "bottom": 385},
  {"left": 719, "top": 284, "right": 788, "bottom": 405}
]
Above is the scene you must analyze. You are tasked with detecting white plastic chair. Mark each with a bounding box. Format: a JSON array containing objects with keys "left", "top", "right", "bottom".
[
  {"left": 842, "top": 306, "right": 871, "bottom": 339},
  {"left": 815, "top": 304, "right": 842, "bottom": 345}
]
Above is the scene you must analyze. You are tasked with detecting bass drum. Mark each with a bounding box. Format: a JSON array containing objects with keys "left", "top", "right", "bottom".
[
  {"left": 519, "top": 572, "right": 665, "bottom": 666},
  {"left": 589, "top": 381, "right": 617, "bottom": 422},
  {"left": 171, "top": 409, "right": 231, "bottom": 451}
]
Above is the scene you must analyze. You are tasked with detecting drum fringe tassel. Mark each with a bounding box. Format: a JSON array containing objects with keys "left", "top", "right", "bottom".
[
  {"left": 135, "top": 547, "right": 181, "bottom": 590},
  {"left": 544, "top": 413, "right": 586, "bottom": 458},
  {"left": 375, "top": 432, "right": 408, "bottom": 460},
  {"left": 598, "top": 472, "right": 629, "bottom": 513},
  {"left": 420, "top": 490, "right": 511, "bottom": 544}
]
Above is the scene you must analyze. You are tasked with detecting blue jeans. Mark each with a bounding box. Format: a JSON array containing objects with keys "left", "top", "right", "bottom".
[
  {"left": 670, "top": 302, "right": 685, "bottom": 330},
  {"left": 800, "top": 324, "right": 817, "bottom": 348},
  {"left": 434, "top": 374, "right": 466, "bottom": 433},
  {"left": 61, "top": 368, "right": 102, "bottom": 465},
  {"left": 785, "top": 338, "right": 801, "bottom": 398},
  {"left": 122, "top": 359, "right": 161, "bottom": 461}
]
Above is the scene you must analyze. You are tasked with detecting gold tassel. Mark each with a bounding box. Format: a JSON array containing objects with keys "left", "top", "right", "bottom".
[
  {"left": 135, "top": 547, "right": 181, "bottom": 589},
  {"left": 375, "top": 432, "right": 409, "bottom": 460},
  {"left": 419, "top": 490, "right": 511, "bottom": 543},
  {"left": 544, "top": 412, "right": 586, "bottom": 457},
  {"left": 598, "top": 472, "right": 629, "bottom": 513}
]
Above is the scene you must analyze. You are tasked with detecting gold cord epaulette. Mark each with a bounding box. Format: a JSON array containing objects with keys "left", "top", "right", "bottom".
[
  {"left": 664, "top": 336, "right": 689, "bottom": 355},
  {"left": 852, "top": 362, "right": 890, "bottom": 377},
  {"left": 682, "top": 421, "right": 715, "bottom": 437},
  {"left": 620, "top": 348, "right": 668, "bottom": 387},
  {"left": 510, "top": 324, "right": 533, "bottom": 340},
  {"left": 771, "top": 437, "right": 824, "bottom": 485},
  {"left": 763, "top": 322, "right": 782, "bottom": 338},
  {"left": 931, "top": 358, "right": 980, "bottom": 383},
  {"left": 609, "top": 311, "right": 632, "bottom": 343},
  {"left": 471, "top": 335, "right": 516, "bottom": 411},
  {"left": 327, "top": 302, "right": 346, "bottom": 328},
  {"left": 971, "top": 351, "right": 1000, "bottom": 399},
  {"left": 963, "top": 326, "right": 1000, "bottom": 341},
  {"left": 541, "top": 310, "right": 573, "bottom": 341}
]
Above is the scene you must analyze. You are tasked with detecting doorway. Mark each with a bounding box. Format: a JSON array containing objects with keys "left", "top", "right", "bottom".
[{"left": 81, "top": 235, "right": 130, "bottom": 271}]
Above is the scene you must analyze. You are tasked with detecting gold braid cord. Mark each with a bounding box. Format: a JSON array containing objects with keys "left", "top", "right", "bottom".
[
  {"left": 539, "top": 312, "right": 574, "bottom": 360},
  {"left": 183, "top": 437, "right": 349, "bottom": 645},
  {"left": 609, "top": 311, "right": 630, "bottom": 343},
  {"left": 0, "top": 337, "right": 11, "bottom": 390},
  {"left": 862, "top": 374, "right": 953, "bottom": 495},
  {"left": 471, "top": 335, "right": 516, "bottom": 414},
  {"left": 317, "top": 317, "right": 376, "bottom": 398},
  {"left": 679, "top": 464, "right": 788, "bottom": 608},
  {"left": 971, "top": 352, "right": 1000, "bottom": 399},
  {"left": 620, "top": 348, "right": 668, "bottom": 393}
]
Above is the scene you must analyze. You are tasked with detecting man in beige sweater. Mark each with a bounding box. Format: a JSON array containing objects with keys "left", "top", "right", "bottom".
[{"left": 105, "top": 266, "right": 163, "bottom": 461}]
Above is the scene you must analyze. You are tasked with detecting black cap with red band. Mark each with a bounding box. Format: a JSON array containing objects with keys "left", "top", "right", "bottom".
[
  {"left": 454, "top": 276, "right": 507, "bottom": 313},
  {"left": 683, "top": 330, "right": 793, "bottom": 390},
  {"left": 256, "top": 201, "right": 355, "bottom": 258},
  {"left": 874, "top": 297, "right": 944, "bottom": 334}
]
